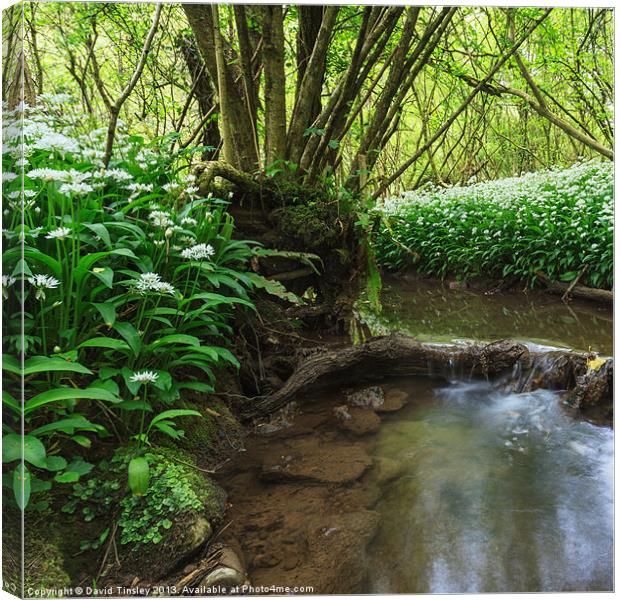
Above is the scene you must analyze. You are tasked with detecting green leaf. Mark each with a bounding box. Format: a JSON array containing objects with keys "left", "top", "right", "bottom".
[
  {"left": 13, "top": 466, "right": 30, "bottom": 509},
  {"left": 148, "top": 409, "right": 202, "bottom": 430},
  {"left": 91, "top": 267, "right": 114, "bottom": 289},
  {"left": 45, "top": 456, "right": 68, "bottom": 471},
  {"left": 128, "top": 457, "right": 150, "bottom": 496},
  {"left": 25, "top": 387, "right": 121, "bottom": 415},
  {"left": 146, "top": 334, "right": 200, "bottom": 351},
  {"left": 55, "top": 471, "right": 80, "bottom": 483},
  {"left": 23, "top": 356, "right": 93, "bottom": 376},
  {"left": 78, "top": 337, "right": 130, "bottom": 351},
  {"left": 2, "top": 354, "right": 20, "bottom": 375},
  {"left": 245, "top": 273, "right": 304, "bottom": 305},
  {"left": 2, "top": 391, "right": 20, "bottom": 414},
  {"left": 93, "top": 302, "right": 116, "bottom": 327},
  {"left": 3, "top": 434, "right": 47, "bottom": 468},
  {"left": 112, "top": 321, "right": 142, "bottom": 356},
  {"left": 30, "top": 416, "right": 99, "bottom": 437}
]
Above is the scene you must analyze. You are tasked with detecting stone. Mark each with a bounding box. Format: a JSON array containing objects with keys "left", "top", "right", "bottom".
[
  {"left": 335, "top": 407, "right": 381, "bottom": 436},
  {"left": 371, "top": 456, "right": 406, "bottom": 484},
  {"left": 261, "top": 438, "right": 372, "bottom": 484},
  {"left": 375, "top": 388, "right": 409, "bottom": 413},
  {"left": 346, "top": 386, "right": 385, "bottom": 409},
  {"left": 199, "top": 566, "right": 246, "bottom": 589}
]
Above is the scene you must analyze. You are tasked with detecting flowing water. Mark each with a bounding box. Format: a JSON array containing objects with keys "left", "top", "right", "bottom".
[{"left": 360, "top": 277, "right": 613, "bottom": 592}]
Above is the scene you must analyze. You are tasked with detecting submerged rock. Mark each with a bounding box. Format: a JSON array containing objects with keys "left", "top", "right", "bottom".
[
  {"left": 261, "top": 439, "right": 372, "bottom": 484},
  {"left": 334, "top": 406, "right": 381, "bottom": 435},
  {"left": 346, "top": 386, "right": 385, "bottom": 409},
  {"left": 376, "top": 388, "right": 409, "bottom": 413}
]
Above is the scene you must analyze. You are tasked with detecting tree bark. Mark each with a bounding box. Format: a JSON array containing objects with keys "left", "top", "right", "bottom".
[
  {"left": 261, "top": 6, "right": 287, "bottom": 165},
  {"left": 287, "top": 7, "right": 339, "bottom": 164},
  {"left": 183, "top": 3, "right": 259, "bottom": 172}
]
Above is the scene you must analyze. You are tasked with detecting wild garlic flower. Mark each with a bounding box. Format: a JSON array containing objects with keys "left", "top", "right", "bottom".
[
  {"left": 28, "top": 274, "right": 60, "bottom": 300},
  {"left": 162, "top": 182, "right": 180, "bottom": 194},
  {"left": 129, "top": 370, "right": 159, "bottom": 384},
  {"left": 183, "top": 185, "right": 199, "bottom": 198},
  {"left": 59, "top": 182, "right": 94, "bottom": 196},
  {"left": 27, "top": 168, "right": 69, "bottom": 182},
  {"left": 2, "top": 275, "right": 16, "bottom": 299},
  {"left": 2, "top": 172, "right": 17, "bottom": 182},
  {"left": 133, "top": 272, "right": 176, "bottom": 296},
  {"left": 149, "top": 210, "right": 173, "bottom": 228},
  {"left": 180, "top": 217, "right": 197, "bottom": 227},
  {"left": 181, "top": 243, "right": 215, "bottom": 261},
  {"left": 45, "top": 226, "right": 72, "bottom": 240}
]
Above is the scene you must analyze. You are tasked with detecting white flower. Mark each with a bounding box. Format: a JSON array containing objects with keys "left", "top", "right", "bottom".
[
  {"left": 28, "top": 273, "right": 60, "bottom": 300},
  {"left": 2, "top": 275, "right": 15, "bottom": 299},
  {"left": 162, "top": 182, "right": 180, "bottom": 194},
  {"left": 133, "top": 272, "right": 175, "bottom": 295},
  {"left": 184, "top": 185, "right": 199, "bottom": 198},
  {"left": 149, "top": 210, "right": 173, "bottom": 228},
  {"left": 45, "top": 226, "right": 72, "bottom": 240},
  {"left": 129, "top": 370, "right": 159, "bottom": 384},
  {"left": 2, "top": 172, "right": 17, "bottom": 182},
  {"left": 59, "top": 182, "right": 94, "bottom": 196},
  {"left": 180, "top": 217, "right": 197, "bottom": 227},
  {"left": 26, "top": 168, "right": 68, "bottom": 181},
  {"left": 181, "top": 243, "right": 215, "bottom": 261}
]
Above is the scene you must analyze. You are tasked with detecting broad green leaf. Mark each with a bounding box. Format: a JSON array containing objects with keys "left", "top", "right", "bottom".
[
  {"left": 78, "top": 337, "right": 130, "bottom": 351},
  {"left": 25, "top": 387, "right": 121, "bottom": 414},
  {"left": 23, "top": 356, "right": 93, "bottom": 376},
  {"left": 93, "top": 302, "right": 116, "bottom": 327},
  {"left": 13, "top": 466, "right": 30, "bottom": 509},
  {"left": 3, "top": 433, "right": 47, "bottom": 468},
  {"left": 112, "top": 321, "right": 142, "bottom": 356},
  {"left": 148, "top": 409, "right": 201, "bottom": 430}
]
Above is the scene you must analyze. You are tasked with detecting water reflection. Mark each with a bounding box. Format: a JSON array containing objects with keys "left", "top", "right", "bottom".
[
  {"left": 369, "top": 379, "right": 613, "bottom": 593},
  {"left": 354, "top": 276, "right": 612, "bottom": 355}
]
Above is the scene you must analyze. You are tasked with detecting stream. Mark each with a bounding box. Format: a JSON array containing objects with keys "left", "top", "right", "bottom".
[
  {"left": 220, "top": 277, "right": 613, "bottom": 593},
  {"left": 360, "top": 277, "right": 613, "bottom": 592}
]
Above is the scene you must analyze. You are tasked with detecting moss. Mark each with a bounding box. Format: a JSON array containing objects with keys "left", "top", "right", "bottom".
[{"left": 155, "top": 396, "right": 245, "bottom": 464}]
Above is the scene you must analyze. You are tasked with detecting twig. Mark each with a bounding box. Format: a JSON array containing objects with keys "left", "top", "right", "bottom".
[{"left": 562, "top": 265, "right": 588, "bottom": 303}]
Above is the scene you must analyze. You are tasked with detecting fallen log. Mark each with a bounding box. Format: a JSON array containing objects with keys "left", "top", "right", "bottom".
[
  {"left": 240, "top": 334, "right": 613, "bottom": 419},
  {"left": 239, "top": 334, "right": 612, "bottom": 420},
  {"left": 536, "top": 271, "right": 613, "bottom": 304}
]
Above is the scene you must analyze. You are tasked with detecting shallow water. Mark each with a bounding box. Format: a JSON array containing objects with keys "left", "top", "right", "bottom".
[
  {"left": 369, "top": 378, "right": 613, "bottom": 593},
  {"left": 355, "top": 276, "right": 612, "bottom": 355},
  {"left": 360, "top": 276, "right": 613, "bottom": 593}
]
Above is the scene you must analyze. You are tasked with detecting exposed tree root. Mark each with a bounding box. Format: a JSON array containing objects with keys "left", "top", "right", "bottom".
[{"left": 239, "top": 334, "right": 612, "bottom": 420}]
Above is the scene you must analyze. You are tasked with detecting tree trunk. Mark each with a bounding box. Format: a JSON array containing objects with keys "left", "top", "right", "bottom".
[
  {"left": 183, "top": 3, "right": 259, "bottom": 172},
  {"left": 287, "top": 7, "right": 339, "bottom": 164},
  {"left": 261, "top": 6, "right": 287, "bottom": 165}
]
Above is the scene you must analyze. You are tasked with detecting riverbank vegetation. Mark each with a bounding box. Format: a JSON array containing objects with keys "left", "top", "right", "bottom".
[
  {"left": 2, "top": 2, "right": 614, "bottom": 594},
  {"left": 373, "top": 160, "right": 613, "bottom": 289}
]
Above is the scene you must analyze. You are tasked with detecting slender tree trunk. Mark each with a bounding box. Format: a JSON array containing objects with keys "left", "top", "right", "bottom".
[{"left": 261, "top": 6, "right": 287, "bottom": 165}]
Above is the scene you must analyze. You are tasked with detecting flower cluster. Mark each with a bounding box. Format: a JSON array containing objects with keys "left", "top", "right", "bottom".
[{"left": 133, "top": 272, "right": 176, "bottom": 296}]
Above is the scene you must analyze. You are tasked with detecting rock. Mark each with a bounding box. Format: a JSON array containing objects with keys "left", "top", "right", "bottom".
[
  {"left": 261, "top": 439, "right": 372, "bottom": 484},
  {"left": 371, "top": 456, "right": 406, "bottom": 484},
  {"left": 376, "top": 388, "right": 409, "bottom": 413},
  {"left": 200, "top": 566, "right": 246, "bottom": 589},
  {"left": 104, "top": 447, "right": 227, "bottom": 582},
  {"left": 346, "top": 386, "right": 385, "bottom": 409},
  {"left": 335, "top": 407, "right": 381, "bottom": 435}
]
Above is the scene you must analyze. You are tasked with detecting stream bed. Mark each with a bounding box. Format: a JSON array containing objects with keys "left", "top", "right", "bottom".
[{"left": 219, "top": 277, "right": 613, "bottom": 593}]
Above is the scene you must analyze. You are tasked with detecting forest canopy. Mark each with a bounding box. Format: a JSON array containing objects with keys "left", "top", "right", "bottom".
[{"left": 4, "top": 4, "right": 614, "bottom": 196}]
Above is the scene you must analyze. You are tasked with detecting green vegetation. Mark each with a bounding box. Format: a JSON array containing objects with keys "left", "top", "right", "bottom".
[
  {"left": 1, "top": 97, "right": 261, "bottom": 510},
  {"left": 373, "top": 161, "right": 613, "bottom": 290}
]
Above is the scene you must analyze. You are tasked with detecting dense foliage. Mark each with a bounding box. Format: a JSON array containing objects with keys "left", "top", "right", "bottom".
[
  {"left": 5, "top": 4, "right": 613, "bottom": 194},
  {"left": 373, "top": 161, "right": 613, "bottom": 290},
  {"left": 1, "top": 96, "right": 262, "bottom": 509}
]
